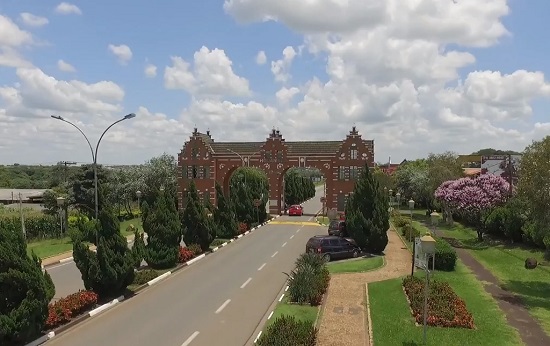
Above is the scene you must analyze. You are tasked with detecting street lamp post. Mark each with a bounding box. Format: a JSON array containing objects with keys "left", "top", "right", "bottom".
[
  {"left": 420, "top": 234, "right": 436, "bottom": 345},
  {"left": 56, "top": 196, "right": 66, "bottom": 235},
  {"left": 409, "top": 199, "right": 416, "bottom": 277},
  {"left": 136, "top": 190, "right": 142, "bottom": 214},
  {"left": 396, "top": 192, "right": 401, "bottom": 211},
  {"left": 51, "top": 113, "right": 136, "bottom": 244},
  {"left": 388, "top": 189, "right": 393, "bottom": 211}
]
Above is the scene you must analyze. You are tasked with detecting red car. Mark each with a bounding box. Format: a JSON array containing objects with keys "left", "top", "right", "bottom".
[{"left": 288, "top": 205, "right": 303, "bottom": 216}]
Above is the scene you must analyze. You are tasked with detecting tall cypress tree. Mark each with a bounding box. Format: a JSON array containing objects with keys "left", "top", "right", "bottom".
[
  {"left": 214, "top": 182, "right": 238, "bottom": 239},
  {"left": 0, "top": 229, "right": 55, "bottom": 344},
  {"left": 73, "top": 207, "right": 135, "bottom": 298},
  {"left": 345, "top": 164, "right": 389, "bottom": 254},
  {"left": 143, "top": 189, "right": 181, "bottom": 269},
  {"left": 181, "top": 181, "right": 212, "bottom": 251}
]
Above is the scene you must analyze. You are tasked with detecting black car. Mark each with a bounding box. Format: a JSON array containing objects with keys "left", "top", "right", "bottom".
[
  {"left": 305, "top": 235, "right": 360, "bottom": 261},
  {"left": 328, "top": 220, "right": 347, "bottom": 237}
]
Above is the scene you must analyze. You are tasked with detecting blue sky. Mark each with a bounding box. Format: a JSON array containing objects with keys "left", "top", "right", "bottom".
[{"left": 0, "top": 0, "right": 549, "bottom": 164}]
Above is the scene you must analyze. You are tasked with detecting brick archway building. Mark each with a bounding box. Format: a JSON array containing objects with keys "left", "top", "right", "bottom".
[{"left": 177, "top": 126, "right": 374, "bottom": 215}]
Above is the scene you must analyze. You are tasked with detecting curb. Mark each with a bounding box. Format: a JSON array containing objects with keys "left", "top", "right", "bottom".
[
  {"left": 364, "top": 284, "right": 374, "bottom": 346},
  {"left": 27, "top": 295, "right": 125, "bottom": 345}
]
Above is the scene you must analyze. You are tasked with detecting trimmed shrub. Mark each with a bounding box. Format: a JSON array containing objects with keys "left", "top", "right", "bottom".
[
  {"left": 429, "top": 237, "right": 457, "bottom": 271},
  {"left": 238, "top": 222, "right": 248, "bottom": 235},
  {"left": 257, "top": 315, "right": 317, "bottom": 346},
  {"left": 45, "top": 291, "right": 98, "bottom": 330},
  {"left": 132, "top": 269, "right": 159, "bottom": 286},
  {"left": 394, "top": 215, "right": 411, "bottom": 228},
  {"left": 187, "top": 243, "right": 203, "bottom": 256},
  {"left": 402, "top": 276, "right": 474, "bottom": 329},
  {"left": 401, "top": 223, "right": 419, "bottom": 240},
  {"left": 288, "top": 253, "right": 330, "bottom": 306}
]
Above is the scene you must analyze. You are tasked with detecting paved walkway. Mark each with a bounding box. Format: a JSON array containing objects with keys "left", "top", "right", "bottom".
[
  {"left": 435, "top": 226, "right": 550, "bottom": 346},
  {"left": 316, "top": 229, "right": 411, "bottom": 346}
]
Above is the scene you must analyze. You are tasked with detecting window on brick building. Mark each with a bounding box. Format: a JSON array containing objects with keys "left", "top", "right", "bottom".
[{"left": 350, "top": 148, "right": 358, "bottom": 159}]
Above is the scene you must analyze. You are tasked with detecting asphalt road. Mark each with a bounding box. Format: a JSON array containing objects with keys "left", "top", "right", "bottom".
[{"left": 47, "top": 188, "right": 325, "bottom": 346}]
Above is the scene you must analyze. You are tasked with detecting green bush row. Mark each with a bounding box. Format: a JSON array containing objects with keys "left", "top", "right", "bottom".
[
  {"left": 0, "top": 213, "right": 59, "bottom": 240},
  {"left": 430, "top": 237, "right": 457, "bottom": 272},
  {"left": 257, "top": 315, "right": 317, "bottom": 346}
]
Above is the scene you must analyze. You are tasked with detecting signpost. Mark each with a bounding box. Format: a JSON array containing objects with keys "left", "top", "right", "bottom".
[
  {"left": 253, "top": 199, "right": 261, "bottom": 224},
  {"left": 320, "top": 196, "right": 326, "bottom": 216}
]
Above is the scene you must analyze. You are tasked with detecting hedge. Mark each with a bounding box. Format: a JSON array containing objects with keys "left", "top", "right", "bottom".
[
  {"left": 0, "top": 212, "right": 59, "bottom": 240},
  {"left": 257, "top": 315, "right": 317, "bottom": 346},
  {"left": 429, "top": 237, "right": 457, "bottom": 272}
]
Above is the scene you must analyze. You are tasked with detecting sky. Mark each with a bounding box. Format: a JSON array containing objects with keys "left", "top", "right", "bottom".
[{"left": 0, "top": 0, "right": 549, "bottom": 165}]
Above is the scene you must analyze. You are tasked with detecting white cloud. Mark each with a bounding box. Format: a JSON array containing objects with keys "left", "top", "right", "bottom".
[
  {"left": 271, "top": 46, "right": 296, "bottom": 83},
  {"left": 164, "top": 46, "right": 251, "bottom": 97},
  {"left": 55, "top": 3, "right": 82, "bottom": 15},
  {"left": 275, "top": 86, "right": 300, "bottom": 105},
  {"left": 57, "top": 59, "right": 76, "bottom": 72},
  {"left": 144, "top": 64, "right": 157, "bottom": 78},
  {"left": 255, "top": 50, "right": 267, "bottom": 65},
  {"left": 19, "top": 13, "right": 49, "bottom": 27},
  {"left": 108, "top": 44, "right": 133, "bottom": 65},
  {"left": 0, "top": 14, "right": 34, "bottom": 68}
]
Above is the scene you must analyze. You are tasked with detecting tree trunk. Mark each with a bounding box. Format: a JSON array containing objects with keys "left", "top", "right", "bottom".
[{"left": 477, "top": 229, "right": 483, "bottom": 242}]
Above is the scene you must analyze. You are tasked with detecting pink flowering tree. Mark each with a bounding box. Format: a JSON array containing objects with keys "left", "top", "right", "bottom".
[{"left": 434, "top": 174, "right": 510, "bottom": 240}]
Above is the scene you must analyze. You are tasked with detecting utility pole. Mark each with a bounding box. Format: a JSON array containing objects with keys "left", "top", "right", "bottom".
[
  {"left": 19, "top": 193, "right": 26, "bottom": 239},
  {"left": 59, "top": 161, "right": 77, "bottom": 183},
  {"left": 507, "top": 154, "right": 513, "bottom": 196}
]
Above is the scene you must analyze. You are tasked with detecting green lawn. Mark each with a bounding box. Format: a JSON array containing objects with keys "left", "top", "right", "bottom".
[
  {"left": 317, "top": 216, "right": 329, "bottom": 225},
  {"left": 439, "top": 222, "right": 550, "bottom": 336},
  {"left": 267, "top": 295, "right": 318, "bottom": 327},
  {"left": 27, "top": 217, "right": 142, "bottom": 259},
  {"left": 327, "top": 256, "right": 384, "bottom": 274},
  {"left": 369, "top": 262, "right": 523, "bottom": 346}
]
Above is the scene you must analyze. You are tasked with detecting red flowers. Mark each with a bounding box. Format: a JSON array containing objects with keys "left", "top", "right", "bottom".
[
  {"left": 45, "top": 290, "right": 98, "bottom": 330},
  {"left": 178, "top": 246, "right": 194, "bottom": 263},
  {"left": 238, "top": 222, "right": 248, "bottom": 235},
  {"left": 402, "top": 276, "right": 475, "bottom": 329}
]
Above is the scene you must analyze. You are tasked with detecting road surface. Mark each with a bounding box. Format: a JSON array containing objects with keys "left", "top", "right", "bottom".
[{"left": 47, "top": 189, "right": 325, "bottom": 346}]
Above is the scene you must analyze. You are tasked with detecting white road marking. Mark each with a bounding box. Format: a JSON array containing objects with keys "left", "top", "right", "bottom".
[
  {"left": 278, "top": 294, "right": 285, "bottom": 302},
  {"left": 285, "top": 285, "right": 289, "bottom": 292},
  {"left": 290, "top": 235, "right": 294, "bottom": 239},
  {"left": 241, "top": 278, "right": 252, "bottom": 289},
  {"left": 181, "top": 331, "right": 199, "bottom": 346},
  {"left": 258, "top": 263, "right": 266, "bottom": 271},
  {"left": 296, "top": 229, "right": 300, "bottom": 233},
  {"left": 267, "top": 311, "right": 274, "bottom": 319},
  {"left": 282, "top": 242, "right": 287, "bottom": 247},
  {"left": 271, "top": 251, "right": 278, "bottom": 258},
  {"left": 215, "top": 299, "right": 231, "bottom": 314}
]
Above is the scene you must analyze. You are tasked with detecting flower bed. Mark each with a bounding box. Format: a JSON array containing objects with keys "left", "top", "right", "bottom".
[
  {"left": 45, "top": 290, "right": 98, "bottom": 330},
  {"left": 178, "top": 246, "right": 194, "bottom": 263},
  {"left": 402, "top": 276, "right": 475, "bottom": 329}
]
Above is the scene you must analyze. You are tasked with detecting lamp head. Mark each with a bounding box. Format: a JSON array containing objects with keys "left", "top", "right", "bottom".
[
  {"left": 124, "top": 113, "right": 136, "bottom": 120},
  {"left": 51, "top": 115, "right": 63, "bottom": 120}
]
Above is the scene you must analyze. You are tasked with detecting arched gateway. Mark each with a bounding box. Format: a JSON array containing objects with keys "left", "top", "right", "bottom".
[{"left": 177, "top": 126, "right": 374, "bottom": 215}]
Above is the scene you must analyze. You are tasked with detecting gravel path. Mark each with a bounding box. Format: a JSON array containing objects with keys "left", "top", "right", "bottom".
[{"left": 316, "top": 229, "right": 411, "bottom": 346}]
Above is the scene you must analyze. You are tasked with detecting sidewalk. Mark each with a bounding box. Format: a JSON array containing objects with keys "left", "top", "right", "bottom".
[
  {"left": 41, "top": 233, "right": 138, "bottom": 267},
  {"left": 316, "top": 230, "right": 411, "bottom": 346},
  {"left": 433, "top": 225, "right": 550, "bottom": 346}
]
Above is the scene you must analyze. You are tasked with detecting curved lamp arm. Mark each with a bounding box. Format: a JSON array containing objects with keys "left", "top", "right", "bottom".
[
  {"left": 50, "top": 115, "right": 95, "bottom": 162},
  {"left": 94, "top": 113, "right": 135, "bottom": 163}
]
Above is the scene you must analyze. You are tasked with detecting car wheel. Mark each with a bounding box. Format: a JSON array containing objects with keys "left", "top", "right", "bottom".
[
  {"left": 352, "top": 249, "right": 359, "bottom": 258},
  {"left": 323, "top": 253, "right": 331, "bottom": 262}
]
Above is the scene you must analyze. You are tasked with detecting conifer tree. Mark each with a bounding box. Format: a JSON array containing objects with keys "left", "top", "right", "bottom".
[
  {"left": 143, "top": 189, "right": 182, "bottom": 269},
  {"left": 181, "top": 181, "right": 212, "bottom": 251},
  {"left": 130, "top": 228, "right": 146, "bottom": 268},
  {"left": 73, "top": 207, "right": 135, "bottom": 298},
  {"left": 213, "top": 182, "right": 238, "bottom": 239},
  {"left": 0, "top": 229, "right": 55, "bottom": 344},
  {"left": 345, "top": 164, "right": 389, "bottom": 253}
]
